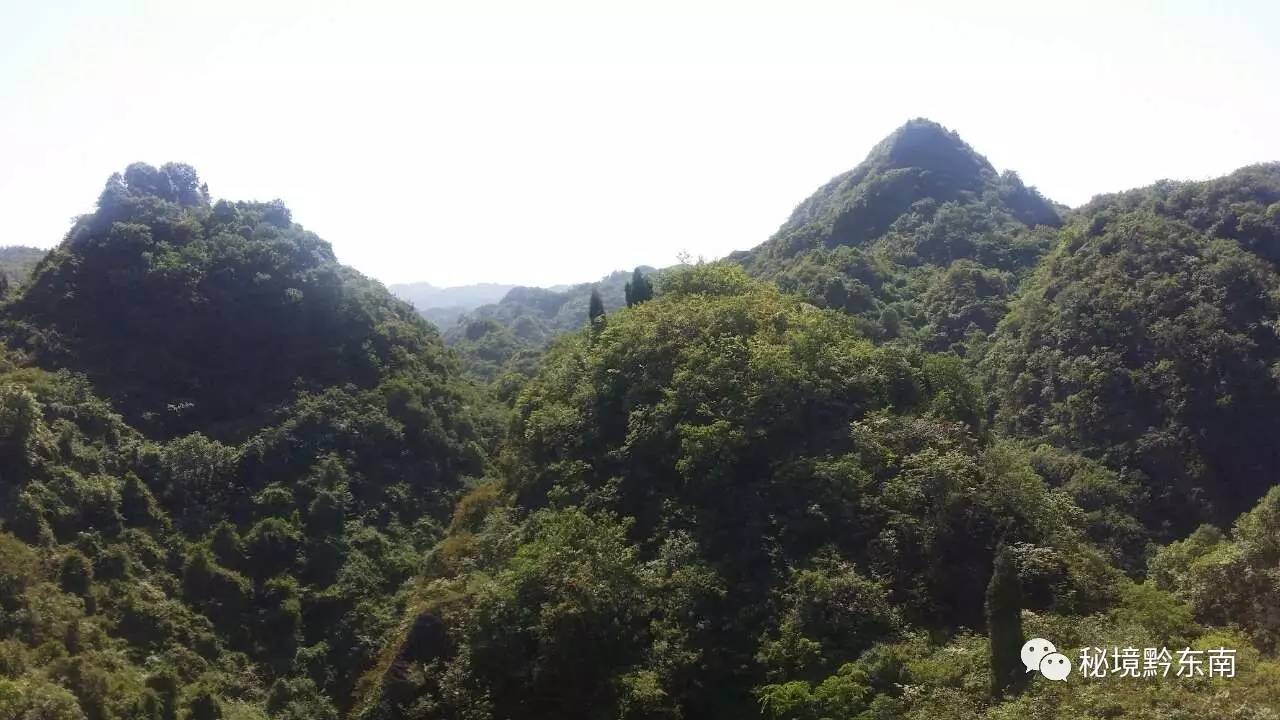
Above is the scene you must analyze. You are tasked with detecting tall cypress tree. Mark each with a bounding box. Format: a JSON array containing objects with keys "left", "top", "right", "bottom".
[
  {"left": 588, "top": 288, "right": 605, "bottom": 322},
  {"left": 986, "top": 545, "right": 1025, "bottom": 698},
  {"left": 145, "top": 671, "right": 180, "bottom": 720},
  {"left": 187, "top": 690, "right": 225, "bottom": 720},
  {"left": 625, "top": 268, "right": 653, "bottom": 307}
]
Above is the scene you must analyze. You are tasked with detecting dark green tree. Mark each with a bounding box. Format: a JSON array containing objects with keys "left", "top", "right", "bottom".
[
  {"left": 624, "top": 268, "right": 653, "bottom": 307},
  {"left": 145, "top": 671, "right": 180, "bottom": 720},
  {"left": 58, "top": 551, "right": 94, "bottom": 604},
  {"left": 879, "top": 306, "right": 901, "bottom": 337},
  {"left": 588, "top": 287, "right": 605, "bottom": 321},
  {"left": 131, "top": 690, "right": 165, "bottom": 720},
  {"left": 120, "top": 473, "right": 163, "bottom": 527},
  {"left": 187, "top": 689, "right": 224, "bottom": 720},
  {"left": 986, "top": 546, "right": 1024, "bottom": 698},
  {"left": 63, "top": 619, "right": 83, "bottom": 655}
]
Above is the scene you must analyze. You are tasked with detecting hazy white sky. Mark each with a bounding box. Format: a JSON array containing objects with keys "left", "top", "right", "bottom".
[{"left": 2, "top": 0, "right": 1278, "bottom": 287}]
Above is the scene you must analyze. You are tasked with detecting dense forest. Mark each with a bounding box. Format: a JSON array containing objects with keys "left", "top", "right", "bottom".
[{"left": 2, "top": 121, "right": 1280, "bottom": 720}]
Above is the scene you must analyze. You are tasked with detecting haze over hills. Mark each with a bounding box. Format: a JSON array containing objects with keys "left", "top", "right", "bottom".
[
  {"left": 0, "top": 245, "right": 47, "bottom": 287},
  {"left": 387, "top": 281, "right": 516, "bottom": 329},
  {"left": 3, "top": 122, "right": 1280, "bottom": 720},
  {"left": 388, "top": 281, "right": 517, "bottom": 310}
]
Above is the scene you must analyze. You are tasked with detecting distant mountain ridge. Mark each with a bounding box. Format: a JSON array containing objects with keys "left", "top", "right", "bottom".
[
  {"left": 389, "top": 281, "right": 518, "bottom": 328},
  {"left": 390, "top": 281, "right": 514, "bottom": 312},
  {"left": 759, "top": 118, "right": 1059, "bottom": 249},
  {"left": 0, "top": 245, "right": 47, "bottom": 286},
  {"left": 443, "top": 267, "right": 658, "bottom": 383}
]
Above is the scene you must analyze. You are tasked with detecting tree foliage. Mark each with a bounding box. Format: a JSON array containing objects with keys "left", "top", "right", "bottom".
[
  {"left": 624, "top": 268, "right": 654, "bottom": 307},
  {"left": 357, "top": 266, "right": 1127, "bottom": 719},
  {"left": 587, "top": 287, "right": 605, "bottom": 322},
  {"left": 985, "top": 546, "right": 1023, "bottom": 698}
]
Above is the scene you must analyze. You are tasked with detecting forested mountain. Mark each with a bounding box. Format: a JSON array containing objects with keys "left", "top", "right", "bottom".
[
  {"left": 0, "top": 164, "right": 487, "bottom": 720},
  {"left": 4, "top": 130, "right": 1280, "bottom": 720},
  {"left": 734, "top": 118, "right": 1062, "bottom": 352},
  {"left": 985, "top": 164, "right": 1280, "bottom": 534},
  {"left": 2, "top": 164, "right": 463, "bottom": 441}
]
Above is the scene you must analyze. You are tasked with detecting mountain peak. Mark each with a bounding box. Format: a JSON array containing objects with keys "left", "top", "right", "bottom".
[
  {"left": 866, "top": 118, "right": 995, "bottom": 182},
  {"left": 6, "top": 163, "right": 448, "bottom": 439},
  {"left": 746, "top": 119, "right": 1052, "bottom": 259}
]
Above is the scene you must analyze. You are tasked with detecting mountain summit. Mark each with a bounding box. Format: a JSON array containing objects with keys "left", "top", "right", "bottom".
[
  {"left": 782, "top": 118, "right": 997, "bottom": 237},
  {"left": 869, "top": 117, "right": 993, "bottom": 176},
  {"left": 735, "top": 118, "right": 1061, "bottom": 349},
  {"left": 4, "top": 162, "right": 458, "bottom": 439}
]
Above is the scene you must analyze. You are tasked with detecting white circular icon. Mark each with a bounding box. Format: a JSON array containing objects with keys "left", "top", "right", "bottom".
[
  {"left": 1021, "top": 638, "right": 1056, "bottom": 673},
  {"left": 1039, "top": 652, "right": 1072, "bottom": 681}
]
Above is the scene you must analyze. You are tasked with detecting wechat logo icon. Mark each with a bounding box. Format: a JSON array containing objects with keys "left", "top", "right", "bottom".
[{"left": 1022, "top": 638, "right": 1072, "bottom": 681}]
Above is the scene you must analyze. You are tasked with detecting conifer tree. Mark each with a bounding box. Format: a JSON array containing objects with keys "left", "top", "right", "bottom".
[
  {"left": 986, "top": 545, "right": 1025, "bottom": 698},
  {"left": 188, "top": 690, "right": 225, "bottom": 720},
  {"left": 625, "top": 268, "right": 653, "bottom": 307},
  {"left": 588, "top": 288, "right": 605, "bottom": 321},
  {"left": 145, "top": 671, "right": 180, "bottom": 720}
]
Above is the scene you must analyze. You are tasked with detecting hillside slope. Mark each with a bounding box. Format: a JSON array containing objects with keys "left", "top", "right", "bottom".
[{"left": 986, "top": 164, "right": 1280, "bottom": 532}]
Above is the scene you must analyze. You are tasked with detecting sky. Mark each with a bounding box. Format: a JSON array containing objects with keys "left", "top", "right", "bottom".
[{"left": 1, "top": 0, "right": 1278, "bottom": 288}]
